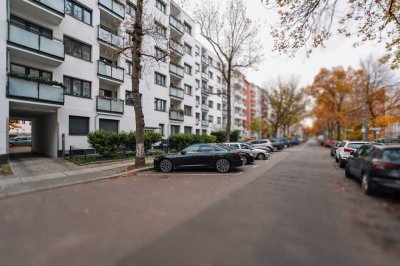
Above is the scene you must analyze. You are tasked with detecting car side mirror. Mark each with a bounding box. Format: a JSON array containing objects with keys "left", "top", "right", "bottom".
[{"left": 180, "top": 150, "right": 187, "bottom": 155}]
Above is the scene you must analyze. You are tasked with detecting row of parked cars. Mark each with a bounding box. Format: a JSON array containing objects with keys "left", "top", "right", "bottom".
[
  {"left": 154, "top": 138, "right": 300, "bottom": 173},
  {"left": 328, "top": 139, "right": 400, "bottom": 195}
]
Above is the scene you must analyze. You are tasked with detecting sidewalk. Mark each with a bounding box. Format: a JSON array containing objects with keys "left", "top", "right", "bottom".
[{"left": 0, "top": 158, "right": 154, "bottom": 198}]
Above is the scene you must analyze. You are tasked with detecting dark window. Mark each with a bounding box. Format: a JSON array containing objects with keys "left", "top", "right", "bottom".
[
  {"left": 381, "top": 149, "right": 400, "bottom": 162},
  {"left": 156, "top": 0, "right": 166, "bottom": 13},
  {"left": 184, "top": 64, "right": 192, "bottom": 75},
  {"left": 65, "top": 0, "right": 92, "bottom": 25},
  {"left": 159, "top": 123, "right": 165, "bottom": 136},
  {"left": 64, "top": 76, "right": 91, "bottom": 98},
  {"left": 155, "top": 72, "right": 166, "bottom": 86},
  {"left": 69, "top": 116, "right": 89, "bottom": 135},
  {"left": 126, "top": 2, "right": 136, "bottom": 17},
  {"left": 10, "top": 15, "right": 52, "bottom": 39},
  {"left": 64, "top": 36, "right": 91, "bottom": 61},
  {"left": 183, "top": 22, "right": 192, "bottom": 35},
  {"left": 125, "top": 90, "right": 134, "bottom": 106},
  {"left": 155, "top": 22, "right": 167, "bottom": 37},
  {"left": 184, "top": 84, "right": 192, "bottom": 95},
  {"left": 184, "top": 126, "right": 192, "bottom": 134},
  {"left": 184, "top": 105, "right": 192, "bottom": 116},
  {"left": 184, "top": 43, "right": 192, "bottom": 55},
  {"left": 99, "top": 119, "right": 119, "bottom": 132},
  {"left": 154, "top": 98, "right": 166, "bottom": 111},
  {"left": 155, "top": 47, "right": 167, "bottom": 62},
  {"left": 171, "top": 125, "right": 180, "bottom": 135},
  {"left": 10, "top": 63, "right": 52, "bottom": 81}
]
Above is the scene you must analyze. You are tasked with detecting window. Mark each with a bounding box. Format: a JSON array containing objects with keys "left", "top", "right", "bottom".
[
  {"left": 64, "top": 76, "right": 91, "bottom": 98},
  {"left": 208, "top": 56, "right": 213, "bottom": 65},
  {"left": 195, "top": 96, "right": 200, "bottom": 107},
  {"left": 184, "top": 126, "right": 192, "bottom": 134},
  {"left": 208, "top": 86, "right": 213, "bottom": 94},
  {"left": 196, "top": 79, "right": 200, "bottom": 90},
  {"left": 154, "top": 72, "right": 166, "bottom": 86},
  {"left": 64, "top": 36, "right": 91, "bottom": 61},
  {"left": 155, "top": 47, "right": 167, "bottom": 62},
  {"left": 99, "top": 119, "right": 119, "bottom": 132},
  {"left": 10, "top": 16, "right": 52, "bottom": 39},
  {"left": 217, "top": 103, "right": 221, "bottom": 110},
  {"left": 10, "top": 63, "right": 52, "bottom": 81},
  {"left": 208, "top": 100, "right": 213, "bottom": 108},
  {"left": 125, "top": 60, "right": 132, "bottom": 75},
  {"left": 154, "top": 98, "right": 166, "bottom": 111},
  {"left": 69, "top": 116, "right": 89, "bottom": 135},
  {"left": 159, "top": 123, "right": 165, "bottom": 136},
  {"left": 217, "top": 117, "right": 222, "bottom": 124},
  {"left": 184, "top": 43, "right": 192, "bottom": 55},
  {"left": 125, "top": 90, "right": 134, "bottom": 105},
  {"left": 183, "top": 22, "right": 192, "bottom": 35},
  {"left": 184, "top": 64, "right": 192, "bottom": 75},
  {"left": 208, "top": 115, "right": 214, "bottom": 123},
  {"left": 184, "top": 144, "right": 200, "bottom": 153},
  {"left": 155, "top": 0, "right": 166, "bottom": 13},
  {"left": 171, "top": 125, "right": 180, "bottom": 135},
  {"left": 65, "top": 0, "right": 92, "bottom": 25},
  {"left": 208, "top": 71, "right": 213, "bottom": 79},
  {"left": 184, "top": 105, "right": 192, "bottom": 116},
  {"left": 202, "top": 129, "right": 207, "bottom": 134},
  {"left": 217, "top": 76, "right": 222, "bottom": 84},
  {"left": 195, "top": 63, "right": 200, "bottom": 72},
  {"left": 126, "top": 2, "right": 136, "bottom": 17},
  {"left": 195, "top": 46, "right": 200, "bottom": 56},
  {"left": 155, "top": 22, "right": 167, "bottom": 37},
  {"left": 196, "top": 129, "right": 200, "bottom": 135},
  {"left": 184, "top": 84, "right": 192, "bottom": 95}
]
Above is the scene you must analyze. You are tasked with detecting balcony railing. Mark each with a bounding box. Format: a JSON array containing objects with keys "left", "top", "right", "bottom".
[
  {"left": 169, "top": 15, "right": 183, "bottom": 34},
  {"left": 201, "top": 72, "right": 208, "bottom": 81},
  {"left": 201, "top": 56, "right": 208, "bottom": 65},
  {"left": 201, "top": 87, "right": 209, "bottom": 95},
  {"left": 99, "top": 0, "right": 125, "bottom": 19},
  {"left": 169, "top": 39, "right": 184, "bottom": 56},
  {"left": 31, "top": 0, "right": 65, "bottom": 15},
  {"left": 169, "top": 111, "right": 184, "bottom": 121},
  {"left": 169, "top": 86, "right": 184, "bottom": 99},
  {"left": 201, "top": 120, "right": 209, "bottom": 127},
  {"left": 8, "top": 23, "right": 64, "bottom": 59},
  {"left": 7, "top": 76, "right": 64, "bottom": 104},
  {"left": 169, "top": 63, "right": 184, "bottom": 78},
  {"left": 96, "top": 96, "right": 124, "bottom": 114},
  {"left": 98, "top": 26, "right": 123, "bottom": 47},
  {"left": 97, "top": 61, "right": 124, "bottom": 82},
  {"left": 201, "top": 104, "right": 209, "bottom": 112}
]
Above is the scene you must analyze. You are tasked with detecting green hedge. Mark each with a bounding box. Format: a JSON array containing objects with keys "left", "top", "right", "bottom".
[
  {"left": 210, "top": 130, "right": 241, "bottom": 142},
  {"left": 87, "top": 130, "right": 162, "bottom": 157},
  {"left": 168, "top": 134, "right": 217, "bottom": 150}
]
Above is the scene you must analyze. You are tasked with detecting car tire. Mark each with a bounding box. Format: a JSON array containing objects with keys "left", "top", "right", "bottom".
[
  {"left": 216, "top": 158, "right": 231, "bottom": 173},
  {"left": 339, "top": 157, "right": 346, "bottom": 168},
  {"left": 362, "top": 173, "right": 375, "bottom": 195},
  {"left": 273, "top": 147, "right": 278, "bottom": 152},
  {"left": 345, "top": 165, "right": 352, "bottom": 178},
  {"left": 242, "top": 155, "right": 248, "bottom": 165},
  {"left": 335, "top": 156, "right": 339, "bottom": 162},
  {"left": 256, "top": 153, "right": 266, "bottom": 160},
  {"left": 159, "top": 159, "right": 173, "bottom": 173}
]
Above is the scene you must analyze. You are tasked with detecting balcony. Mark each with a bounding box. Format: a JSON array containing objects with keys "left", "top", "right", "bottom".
[
  {"left": 98, "top": 26, "right": 123, "bottom": 48},
  {"left": 201, "top": 72, "right": 209, "bottom": 81},
  {"left": 8, "top": 23, "right": 64, "bottom": 66},
  {"left": 169, "top": 16, "right": 184, "bottom": 36},
  {"left": 169, "top": 110, "right": 184, "bottom": 121},
  {"left": 96, "top": 96, "right": 124, "bottom": 114},
  {"left": 169, "top": 86, "right": 184, "bottom": 100},
  {"left": 169, "top": 63, "right": 184, "bottom": 78},
  {"left": 201, "top": 120, "right": 209, "bottom": 127},
  {"left": 201, "top": 87, "right": 209, "bottom": 96},
  {"left": 222, "top": 95, "right": 228, "bottom": 102},
  {"left": 97, "top": 61, "right": 124, "bottom": 83},
  {"left": 201, "top": 56, "right": 208, "bottom": 65},
  {"left": 99, "top": 0, "right": 125, "bottom": 22},
  {"left": 169, "top": 39, "right": 184, "bottom": 56},
  {"left": 11, "top": 0, "right": 64, "bottom": 25},
  {"left": 201, "top": 104, "right": 209, "bottom": 112},
  {"left": 7, "top": 75, "right": 64, "bottom": 105},
  {"left": 222, "top": 110, "right": 228, "bottom": 117}
]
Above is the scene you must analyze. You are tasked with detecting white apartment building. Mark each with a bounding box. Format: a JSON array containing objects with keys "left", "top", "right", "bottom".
[{"left": 0, "top": 0, "right": 227, "bottom": 163}]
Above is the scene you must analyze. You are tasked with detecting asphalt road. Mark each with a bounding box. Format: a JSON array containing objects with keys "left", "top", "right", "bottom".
[{"left": 1, "top": 141, "right": 400, "bottom": 266}]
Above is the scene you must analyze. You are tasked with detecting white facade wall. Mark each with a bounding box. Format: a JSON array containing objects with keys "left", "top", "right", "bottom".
[{"left": 0, "top": 0, "right": 8, "bottom": 163}]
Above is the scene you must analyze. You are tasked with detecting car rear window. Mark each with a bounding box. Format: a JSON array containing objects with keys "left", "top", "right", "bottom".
[
  {"left": 382, "top": 149, "right": 400, "bottom": 162},
  {"left": 348, "top": 143, "right": 366, "bottom": 149}
]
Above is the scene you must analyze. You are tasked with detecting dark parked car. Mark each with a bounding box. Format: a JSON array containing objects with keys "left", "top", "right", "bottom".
[
  {"left": 376, "top": 138, "right": 400, "bottom": 144},
  {"left": 269, "top": 139, "right": 284, "bottom": 150},
  {"left": 216, "top": 143, "right": 255, "bottom": 165},
  {"left": 345, "top": 144, "right": 400, "bottom": 194},
  {"left": 154, "top": 143, "right": 244, "bottom": 173},
  {"left": 330, "top": 141, "right": 340, "bottom": 157},
  {"left": 9, "top": 136, "right": 32, "bottom": 146}
]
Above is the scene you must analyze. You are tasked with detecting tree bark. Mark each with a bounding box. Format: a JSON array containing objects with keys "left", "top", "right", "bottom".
[
  {"left": 132, "top": 0, "right": 145, "bottom": 167},
  {"left": 225, "top": 66, "right": 232, "bottom": 142}
]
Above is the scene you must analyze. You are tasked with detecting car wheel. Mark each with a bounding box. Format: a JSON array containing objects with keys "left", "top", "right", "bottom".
[
  {"left": 362, "top": 173, "right": 375, "bottom": 195},
  {"left": 345, "top": 165, "right": 352, "bottom": 178},
  {"left": 242, "top": 155, "right": 248, "bottom": 165},
  {"left": 339, "top": 157, "right": 346, "bottom": 168},
  {"left": 335, "top": 156, "right": 339, "bottom": 162},
  {"left": 256, "top": 153, "right": 266, "bottom": 160},
  {"left": 216, "top": 158, "right": 231, "bottom": 173},
  {"left": 159, "top": 159, "right": 173, "bottom": 173},
  {"left": 273, "top": 147, "right": 278, "bottom": 152}
]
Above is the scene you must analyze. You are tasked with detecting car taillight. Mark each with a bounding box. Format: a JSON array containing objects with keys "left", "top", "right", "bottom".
[
  {"left": 235, "top": 152, "right": 242, "bottom": 159},
  {"left": 343, "top": 148, "right": 354, "bottom": 153},
  {"left": 371, "top": 161, "right": 397, "bottom": 170}
]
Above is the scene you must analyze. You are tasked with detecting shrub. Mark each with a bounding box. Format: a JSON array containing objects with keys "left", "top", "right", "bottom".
[
  {"left": 169, "top": 133, "right": 217, "bottom": 150},
  {"left": 144, "top": 131, "right": 163, "bottom": 151},
  {"left": 210, "top": 130, "right": 241, "bottom": 142}
]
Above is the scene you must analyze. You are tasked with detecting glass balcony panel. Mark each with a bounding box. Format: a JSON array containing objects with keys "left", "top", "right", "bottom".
[
  {"left": 113, "top": 2, "right": 125, "bottom": 17},
  {"left": 111, "top": 100, "right": 123, "bottom": 113},
  {"left": 112, "top": 67, "right": 124, "bottom": 81},
  {"left": 169, "top": 16, "right": 183, "bottom": 33},
  {"left": 36, "top": 0, "right": 65, "bottom": 13},
  {"left": 39, "top": 84, "right": 64, "bottom": 102},
  {"left": 39, "top": 36, "right": 64, "bottom": 57},
  {"left": 99, "top": 0, "right": 112, "bottom": 10},
  {"left": 9, "top": 25, "right": 39, "bottom": 50},
  {"left": 170, "top": 111, "right": 184, "bottom": 121},
  {"left": 170, "top": 86, "right": 184, "bottom": 99},
  {"left": 8, "top": 78, "right": 38, "bottom": 99},
  {"left": 169, "top": 63, "right": 184, "bottom": 77},
  {"left": 97, "top": 97, "right": 111, "bottom": 111},
  {"left": 98, "top": 61, "right": 112, "bottom": 77}
]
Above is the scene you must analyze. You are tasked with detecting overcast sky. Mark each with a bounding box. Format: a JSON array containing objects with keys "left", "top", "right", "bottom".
[{"left": 182, "top": 0, "right": 388, "bottom": 87}]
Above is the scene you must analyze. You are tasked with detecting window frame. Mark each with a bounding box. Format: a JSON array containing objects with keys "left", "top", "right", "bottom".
[
  {"left": 63, "top": 75, "right": 92, "bottom": 99},
  {"left": 154, "top": 72, "right": 166, "bottom": 87},
  {"left": 64, "top": 36, "right": 92, "bottom": 62},
  {"left": 154, "top": 98, "right": 167, "bottom": 112},
  {"left": 65, "top": 0, "right": 92, "bottom": 25},
  {"left": 69, "top": 115, "right": 90, "bottom": 135}
]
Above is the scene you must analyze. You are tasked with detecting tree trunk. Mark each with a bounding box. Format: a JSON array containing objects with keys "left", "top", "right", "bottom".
[
  {"left": 336, "top": 122, "right": 341, "bottom": 140},
  {"left": 132, "top": 0, "right": 145, "bottom": 167},
  {"left": 225, "top": 67, "right": 232, "bottom": 142}
]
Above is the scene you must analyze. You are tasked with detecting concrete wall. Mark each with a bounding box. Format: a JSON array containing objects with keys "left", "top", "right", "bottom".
[
  {"left": 31, "top": 113, "right": 58, "bottom": 157},
  {"left": 0, "top": 0, "right": 9, "bottom": 163}
]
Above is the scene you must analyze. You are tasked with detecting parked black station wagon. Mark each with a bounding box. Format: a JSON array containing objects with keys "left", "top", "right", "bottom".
[{"left": 154, "top": 143, "right": 244, "bottom": 173}]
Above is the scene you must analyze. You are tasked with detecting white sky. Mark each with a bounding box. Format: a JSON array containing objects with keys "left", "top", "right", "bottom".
[{"left": 182, "top": 0, "right": 388, "bottom": 87}]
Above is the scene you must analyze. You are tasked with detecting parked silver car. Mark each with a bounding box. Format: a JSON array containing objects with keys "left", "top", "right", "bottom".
[
  {"left": 225, "top": 142, "right": 269, "bottom": 160},
  {"left": 9, "top": 136, "right": 32, "bottom": 146},
  {"left": 247, "top": 139, "right": 274, "bottom": 152}
]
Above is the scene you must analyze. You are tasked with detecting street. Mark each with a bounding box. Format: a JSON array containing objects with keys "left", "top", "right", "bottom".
[{"left": 1, "top": 141, "right": 400, "bottom": 266}]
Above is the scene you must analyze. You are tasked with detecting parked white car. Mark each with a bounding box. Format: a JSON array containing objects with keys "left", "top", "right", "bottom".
[
  {"left": 225, "top": 142, "right": 269, "bottom": 160},
  {"left": 336, "top": 141, "right": 369, "bottom": 168},
  {"left": 247, "top": 139, "right": 274, "bottom": 152}
]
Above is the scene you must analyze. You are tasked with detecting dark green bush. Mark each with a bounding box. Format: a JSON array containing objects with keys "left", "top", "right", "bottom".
[
  {"left": 210, "top": 130, "right": 241, "bottom": 142},
  {"left": 169, "top": 134, "right": 217, "bottom": 150}
]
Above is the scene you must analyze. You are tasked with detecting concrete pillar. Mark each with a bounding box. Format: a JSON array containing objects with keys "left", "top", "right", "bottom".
[{"left": 0, "top": 1, "right": 9, "bottom": 164}]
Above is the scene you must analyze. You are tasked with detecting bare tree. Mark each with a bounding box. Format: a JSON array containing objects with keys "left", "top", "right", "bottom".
[{"left": 194, "top": 0, "right": 263, "bottom": 141}]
